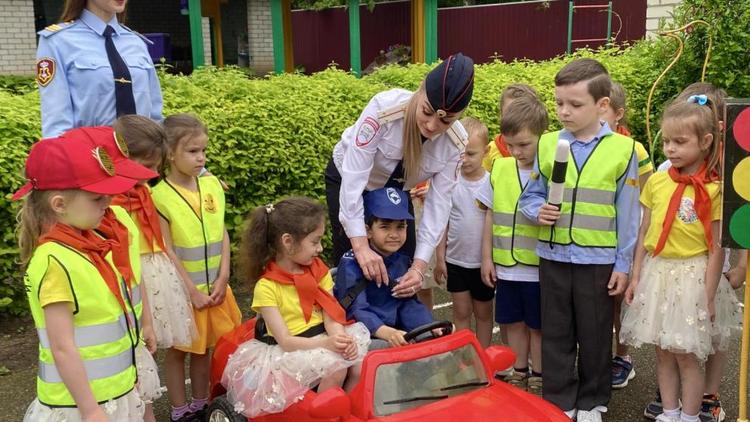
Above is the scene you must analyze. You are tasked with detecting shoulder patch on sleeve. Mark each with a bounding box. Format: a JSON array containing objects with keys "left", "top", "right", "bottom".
[
  {"left": 36, "top": 58, "right": 56, "bottom": 87},
  {"left": 447, "top": 121, "right": 469, "bottom": 151},
  {"left": 377, "top": 101, "right": 408, "bottom": 124},
  {"left": 356, "top": 116, "right": 380, "bottom": 147},
  {"left": 625, "top": 177, "right": 638, "bottom": 187}
]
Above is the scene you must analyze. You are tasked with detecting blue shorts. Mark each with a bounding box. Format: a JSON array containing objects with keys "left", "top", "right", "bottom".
[{"left": 495, "top": 279, "right": 541, "bottom": 330}]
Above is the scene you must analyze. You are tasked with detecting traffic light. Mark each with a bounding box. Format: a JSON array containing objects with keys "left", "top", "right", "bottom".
[{"left": 722, "top": 99, "right": 750, "bottom": 249}]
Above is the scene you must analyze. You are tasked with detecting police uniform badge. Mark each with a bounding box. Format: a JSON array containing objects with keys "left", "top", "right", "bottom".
[
  {"left": 356, "top": 117, "right": 380, "bottom": 147},
  {"left": 36, "top": 58, "right": 56, "bottom": 87},
  {"left": 204, "top": 193, "right": 217, "bottom": 214}
]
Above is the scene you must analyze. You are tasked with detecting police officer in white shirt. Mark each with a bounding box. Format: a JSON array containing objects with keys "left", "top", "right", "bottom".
[{"left": 325, "top": 53, "right": 475, "bottom": 298}]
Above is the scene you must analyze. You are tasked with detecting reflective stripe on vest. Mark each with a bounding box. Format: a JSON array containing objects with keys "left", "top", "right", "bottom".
[
  {"left": 39, "top": 348, "right": 133, "bottom": 384},
  {"left": 151, "top": 176, "right": 225, "bottom": 292},
  {"left": 37, "top": 313, "right": 130, "bottom": 349},
  {"left": 110, "top": 205, "right": 144, "bottom": 334},
  {"left": 537, "top": 131, "right": 634, "bottom": 248},
  {"left": 25, "top": 242, "right": 136, "bottom": 406},
  {"left": 491, "top": 157, "right": 540, "bottom": 267},
  {"left": 174, "top": 241, "right": 223, "bottom": 262}
]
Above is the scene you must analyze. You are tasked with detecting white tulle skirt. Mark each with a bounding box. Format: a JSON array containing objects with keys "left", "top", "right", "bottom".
[
  {"left": 620, "top": 254, "right": 742, "bottom": 361},
  {"left": 135, "top": 344, "right": 161, "bottom": 403},
  {"left": 141, "top": 252, "right": 198, "bottom": 348},
  {"left": 221, "top": 322, "right": 370, "bottom": 418},
  {"left": 23, "top": 390, "right": 144, "bottom": 422}
]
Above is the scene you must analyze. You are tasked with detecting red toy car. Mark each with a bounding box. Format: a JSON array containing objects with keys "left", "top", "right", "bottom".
[{"left": 208, "top": 319, "right": 568, "bottom": 421}]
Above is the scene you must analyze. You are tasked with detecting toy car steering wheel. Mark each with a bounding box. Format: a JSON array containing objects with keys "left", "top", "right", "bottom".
[{"left": 403, "top": 320, "right": 453, "bottom": 344}]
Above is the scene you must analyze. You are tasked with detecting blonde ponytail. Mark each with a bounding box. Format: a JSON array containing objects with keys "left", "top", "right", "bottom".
[
  {"left": 16, "top": 191, "right": 62, "bottom": 267},
  {"left": 402, "top": 87, "right": 426, "bottom": 184}
]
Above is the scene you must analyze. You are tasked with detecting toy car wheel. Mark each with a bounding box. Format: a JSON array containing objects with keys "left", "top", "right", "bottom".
[{"left": 207, "top": 395, "right": 246, "bottom": 422}]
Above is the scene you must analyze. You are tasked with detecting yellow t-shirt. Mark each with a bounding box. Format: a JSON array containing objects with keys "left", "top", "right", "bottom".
[
  {"left": 641, "top": 171, "right": 722, "bottom": 258},
  {"left": 131, "top": 215, "right": 164, "bottom": 255},
  {"left": 38, "top": 258, "right": 75, "bottom": 311},
  {"left": 482, "top": 134, "right": 510, "bottom": 172},
  {"left": 482, "top": 142, "right": 502, "bottom": 172},
  {"left": 634, "top": 142, "right": 654, "bottom": 177},
  {"left": 171, "top": 183, "right": 202, "bottom": 217},
  {"left": 252, "top": 271, "right": 334, "bottom": 337}
]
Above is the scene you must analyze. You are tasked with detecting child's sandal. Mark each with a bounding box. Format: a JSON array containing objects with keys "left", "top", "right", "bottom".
[
  {"left": 527, "top": 376, "right": 543, "bottom": 397},
  {"left": 505, "top": 371, "right": 528, "bottom": 390}
]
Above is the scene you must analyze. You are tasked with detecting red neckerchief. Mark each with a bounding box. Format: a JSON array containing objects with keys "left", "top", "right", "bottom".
[
  {"left": 97, "top": 208, "right": 135, "bottom": 287},
  {"left": 261, "top": 258, "right": 347, "bottom": 324},
  {"left": 112, "top": 185, "right": 166, "bottom": 252},
  {"left": 653, "top": 162, "right": 718, "bottom": 256},
  {"left": 40, "top": 222, "right": 128, "bottom": 312},
  {"left": 616, "top": 125, "right": 631, "bottom": 137},
  {"left": 494, "top": 134, "right": 512, "bottom": 158}
]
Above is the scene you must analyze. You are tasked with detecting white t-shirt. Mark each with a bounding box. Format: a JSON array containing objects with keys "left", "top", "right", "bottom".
[
  {"left": 476, "top": 167, "right": 539, "bottom": 282},
  {"left": 656, "top": 159, "right": 731, "bottom": 272},
  {"left": 445, "top": 172, "right": 489, "bottom": 268}
]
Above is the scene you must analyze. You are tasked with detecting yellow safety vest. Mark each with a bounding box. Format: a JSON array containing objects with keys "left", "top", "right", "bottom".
[
  {"left": 491, "top": 157, "right": 540, "bottom": 267},
  {"left": 537, "top": 131, "right": 634, "bottom": 247},
  {"left": 151, "top": 176, "right": 225, "bottom": 293},
  {"left": 110, "top": 205, "right": 143, "bottom": 337},
  {"left": 25, "top": 242, "right": 138, "bottom": 407}
]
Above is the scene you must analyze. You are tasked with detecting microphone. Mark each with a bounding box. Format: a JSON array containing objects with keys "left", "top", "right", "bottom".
[{"left": 547, "top": 139, "right": 570, "bottom": 210}]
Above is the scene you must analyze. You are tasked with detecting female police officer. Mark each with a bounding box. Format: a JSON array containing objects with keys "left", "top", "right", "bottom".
[
  {"left": 325, "top": 53, "right": 474, "bottom": 298},
  {"left": 36, "top": 0, "right": 163, "bottom": 138}
]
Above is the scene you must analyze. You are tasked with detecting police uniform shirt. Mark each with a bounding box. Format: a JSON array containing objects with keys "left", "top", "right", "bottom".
[
  {"left": 332, "top": 88, "right": 466, "bottom": 263},
  {"left": 36, "top": 9, "right": 163, "bottom": 138}
]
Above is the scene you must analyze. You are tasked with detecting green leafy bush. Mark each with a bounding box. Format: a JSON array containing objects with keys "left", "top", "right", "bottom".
[
  {"left": 1, "top": 0, "right": 748, "bottom": 314},
  {"left": 0, "top": 76, "right": 36, "bottom": 95}
]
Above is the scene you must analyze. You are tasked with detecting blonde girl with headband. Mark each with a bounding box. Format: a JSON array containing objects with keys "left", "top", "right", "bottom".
[{"left": 620, "top": 96, "right": 741, "bottom": 422}]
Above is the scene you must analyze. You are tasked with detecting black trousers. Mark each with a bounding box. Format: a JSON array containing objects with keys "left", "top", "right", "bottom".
[
  {"left": 324, "top": 158, "right": 415, "bottom": 268},
  {"left": 539, "top": 258, "right": 614, "bottom": 412}
]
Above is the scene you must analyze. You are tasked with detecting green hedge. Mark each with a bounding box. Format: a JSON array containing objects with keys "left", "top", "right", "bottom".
[{"left": 1, "top": 0, "right": 748, "bottom": 314}]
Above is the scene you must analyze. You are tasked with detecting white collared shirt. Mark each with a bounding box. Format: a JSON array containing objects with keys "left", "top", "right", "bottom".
[{"left": 332, "top": 88, "right": 465, "bottom": 262}]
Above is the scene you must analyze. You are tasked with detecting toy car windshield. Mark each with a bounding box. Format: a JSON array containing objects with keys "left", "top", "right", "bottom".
[{"left": 373, "top": 343, "right": 489, "bottom": 416}]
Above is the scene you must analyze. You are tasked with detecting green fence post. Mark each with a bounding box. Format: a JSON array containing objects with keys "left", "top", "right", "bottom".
[
  {"left": 270, "top": 0, "right": 285, "bottom": 74},
  {"left": 348, "top": 0, "right": 361, "bottom": 76},
  {"left": 188, "top": 0, "right": 204, "bottom": 68},
  {"left": 425, "top": 0, "right": 438, "bottom": 63},
  {"left": 606, "top": 1, "right": 613, "bottom": 45},
  {"left": 566, "top": 1, "right": 573, "bottom": 55}
]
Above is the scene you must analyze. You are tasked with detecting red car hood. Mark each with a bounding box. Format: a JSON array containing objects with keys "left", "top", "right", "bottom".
[{"left": 371, "top": 383, "right": 568, "bottom": 422}]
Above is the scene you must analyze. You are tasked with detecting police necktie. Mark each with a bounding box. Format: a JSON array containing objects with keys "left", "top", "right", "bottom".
[{"left": 103, "top": 25, "right": 136, "bottom": 116}]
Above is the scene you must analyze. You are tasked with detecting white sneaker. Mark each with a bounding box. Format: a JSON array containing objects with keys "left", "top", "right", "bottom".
[
  {"left": 577, "top": 406, "right": 607, "bottom": 422},
  {"left": 655, "top": 414, "right": 680, "bottom": 422},
  {"left": 564, "top": 409, "right": 577, "bottom": 420}
]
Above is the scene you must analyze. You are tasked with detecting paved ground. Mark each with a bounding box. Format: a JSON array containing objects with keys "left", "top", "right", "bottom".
[{"left": 1, "top": 283, "right": 744, "bottom": 421}]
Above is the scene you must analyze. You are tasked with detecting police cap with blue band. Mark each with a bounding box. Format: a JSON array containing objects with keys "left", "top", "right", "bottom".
[
  {"left": 425, "top": 53, "right": 475, "bottom": 117},
  {"left": 364, "top": 187, "right": 414, "bottom": 222}
]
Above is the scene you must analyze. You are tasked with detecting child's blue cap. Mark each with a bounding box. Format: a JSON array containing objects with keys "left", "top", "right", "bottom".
[{"left": 363, "top": 187, "right": 414, "bottom": 221}]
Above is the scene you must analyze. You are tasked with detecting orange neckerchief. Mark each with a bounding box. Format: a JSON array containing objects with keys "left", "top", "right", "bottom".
[
  {"left": 653, "top": 162, "right": 717, "bottom": 256},
  {"left": 40, "top": 222, "right": 128, "bottom": 311},
  {"left": 97, "top": 208, "right": 135, "bottom": 287},
  {"left": 261, "top": 258, "right": 347, "bottom": 324},
  {"left": 112, "top": 185, "right": 166, "bottom": 252},
  {"left": 494, "top": 134, "right": 512, "bottom": 158},
  {"left": 616, "top": 125, "right": 631, "bottom": 137}
]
